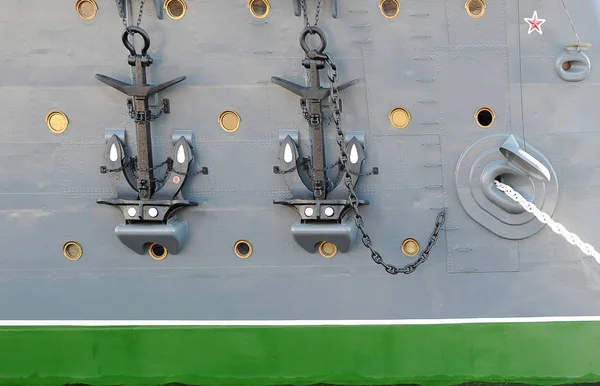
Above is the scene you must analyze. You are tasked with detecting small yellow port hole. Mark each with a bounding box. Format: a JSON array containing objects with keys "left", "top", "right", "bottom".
[
  {"left": 234, "top": 240, "right": 253, "bottom": 259},
  {"left": 379, "top": 0, "right": 400, "bottom": 19},
  {"left": 465, "top": 0, "right": 486, "bottom": 18},
  {"left": 164, "top": 0, "right": 187, "bottom": 20},
  {"left": 248, "top": 0, "right": 270, "bottom": 19},
  {"left": 63, "top": 241, "right": 83, "bottom": 261},
  {"left": 45, "top": 111, "right": 69, "bottom": 134},
  {"left": 75, "top": 0, "right": 98, "bottom": 20},
  {"left": 401, "top": 238, "right": 420, "bottom": 257},
  {"left": 148, "top": 243, "right": 168, "bottom": 260},
  {"left": 219, "top": 110, "right": 241, "bottom": 132},
  {"left": 475, "top": 107, "right": 495, "bottom": 128},
  {"left": 319, "top": 241, "right": 338, "bottom": 259},
  {"left": 389, "top": 107, "right": 411, "bottom": 129}
]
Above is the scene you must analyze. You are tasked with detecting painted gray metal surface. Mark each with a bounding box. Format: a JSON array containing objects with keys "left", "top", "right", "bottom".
[{"left": 0, "top": 0, "right": 599, "bottom": 320}]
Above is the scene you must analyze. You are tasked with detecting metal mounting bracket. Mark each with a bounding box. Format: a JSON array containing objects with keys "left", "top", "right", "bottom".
[
  {"left": 154, "top": 0, "right": 165, "bottom": 19},
  {"left": 96, "top": 26, "right": 201, "bottom": 255},
  {"left": 116, "top": 0, "right": 126, "bottom": 20},
  {"left": 293, "top": 0, "right": 339, "bottom": 19}
]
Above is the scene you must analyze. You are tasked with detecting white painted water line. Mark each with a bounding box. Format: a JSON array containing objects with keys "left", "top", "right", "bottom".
[{"left": 2, "top": 316, "right": 600, "bottom": 327}]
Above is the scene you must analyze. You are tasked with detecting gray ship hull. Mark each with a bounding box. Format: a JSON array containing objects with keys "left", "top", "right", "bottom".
[{"left": 1, "top": 0, "right": 600, "bottom": 384}]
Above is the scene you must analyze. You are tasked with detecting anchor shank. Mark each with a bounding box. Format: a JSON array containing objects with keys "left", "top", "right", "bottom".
[
  {"left": 309, "top": 100, "right": 326, "bottom": 198},
  {"left": 133, "top": 59, "right": 155, "bottom": 199},
  {"left": 307, "top": 61, "right": 327, "bottom": 199}
]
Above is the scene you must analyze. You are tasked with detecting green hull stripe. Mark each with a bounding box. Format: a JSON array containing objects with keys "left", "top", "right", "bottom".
[{"left": 1, "top": 322, "right": 599, "bottom": 385}]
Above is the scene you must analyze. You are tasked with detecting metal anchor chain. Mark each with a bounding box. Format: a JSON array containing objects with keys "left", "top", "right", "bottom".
[
  {"left": 127, "top": 98, "right": 169, "bottom": 123},
  {"left": 323, "top": 47, "right": 447, "bottom": 275},
  {"left": 116, "top": 0, "right": 145, "bottom": 31},
  {"left": 301, "top": 0, "right": 323, "bottom": 29}
]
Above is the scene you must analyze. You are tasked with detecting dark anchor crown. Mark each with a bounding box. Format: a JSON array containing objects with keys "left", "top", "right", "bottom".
[
  {"left": 271, "top": 26, "right": 373, "bottom": 254},
  {"left": 96, "top": 26, "right": 203, "bottom": 255}
]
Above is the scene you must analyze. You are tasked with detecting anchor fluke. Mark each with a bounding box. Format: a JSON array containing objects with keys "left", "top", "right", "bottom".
[
  {"left": 95, "top": 74, "right": 132, "bottom": 95},
  {"left": 337, "top": 78, "right": 360, "bottom": 92},
  {"left": 271, "top": 76, "right": 331, "bottom": 100},
  {"left": 95, "top": 74, "right": 186, "bottom": 98},
  {"left": 148, "top": 76, "right": 187, "bottom": 96}
]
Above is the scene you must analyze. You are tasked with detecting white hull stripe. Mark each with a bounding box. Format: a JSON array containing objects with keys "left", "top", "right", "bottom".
[{"left": 2, "top": 316, "right": 600, "bottom": 327}]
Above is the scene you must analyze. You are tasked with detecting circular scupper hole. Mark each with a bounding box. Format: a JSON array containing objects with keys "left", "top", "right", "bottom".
[
  {"left": 75, "top": 0, "right": 98, "bottom": 20},
  {"left": 401, "top": 238, "right": 420, "bottom": 257},
  {"left": 234, "top": 240, "right": 253, "bottom": 259},
  {"left": 149, "top": 243, "right": 168, "bottom": 260},
  {"left": 495, "top": 173, "right": 535, "bottom": 202},
  {"left": 465, "top": 0, "right": 486, "bottom": 18},
  {"left": 219, "top": 110, "right": 241, "bottom": 132},
  {"left": 45, "top": 111, "right": 69, "bottom": 134},
  {"left": 164, "top": 0, "right": 187, "bottom": 20},
  {"left": 319, "top": 241, "right": 337, "bottom": 259},
  {"left": 389, "top": 107, "right": 411, "bottom": 129},
  {"left": 379, "top": 0, "right": 400, "bottom": 19},
  {"left": 248, "top": 0, "right": 270, "bottom": 18},
  {"left": 63, "top": 241, "right": 83, "bottom": 261},
  {"left": 475, "top": 107, "right": 495, "bottom": 128}
]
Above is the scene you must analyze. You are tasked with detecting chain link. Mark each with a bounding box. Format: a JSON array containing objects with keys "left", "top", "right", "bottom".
[
  {"left": 116, "top": 0, "right": 145, "bottom": 31},
  {"left": 323, "top": 53, "right": 446, "bottom": 274},
  {"left": 301, "top": 0, "right": 323, "bottom": 28},
  {"left": 495, "top": 181, "right": 600, "bottom": 264},
  {"left": 153, "top": 158, "right": 208, "bottom": 184}
]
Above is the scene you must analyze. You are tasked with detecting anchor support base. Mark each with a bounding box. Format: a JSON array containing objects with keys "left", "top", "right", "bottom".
[{"left": 115, "top": 216, "right": 189, "bottom": 255}]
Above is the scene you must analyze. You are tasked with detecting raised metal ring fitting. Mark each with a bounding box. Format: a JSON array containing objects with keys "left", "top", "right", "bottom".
[
  {"left": 299, "top": 26, "right": 327, "bottom": 55},
  {"left": 122, "top": 26, "right": 151, "bottom": 57}
]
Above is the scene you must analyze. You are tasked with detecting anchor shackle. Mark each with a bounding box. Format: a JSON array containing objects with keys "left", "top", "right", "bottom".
[
  {"left": 299, "top": 26, "right": 328, "bottom": 60},
  {"left": 122, "top": 26, "right": 152, "bottom": 65}
]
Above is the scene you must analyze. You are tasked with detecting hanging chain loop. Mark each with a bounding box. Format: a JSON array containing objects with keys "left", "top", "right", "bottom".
[
  {"left": 322, "top": 48, "right": 446, "bottom": 274},
  {"left": 301, "top": 0, "right": 323, "bottom": 29},
  {"left": 495, "top": 181, "right": 600, "bottom": 263},
  {"left": 116, "top": 0, "right": 145, "bottom": 32}
]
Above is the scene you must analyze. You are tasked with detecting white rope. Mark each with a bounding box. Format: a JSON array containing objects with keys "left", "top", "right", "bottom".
[{"left": 495, "top": 181, "right": 600, "bottom": 264}]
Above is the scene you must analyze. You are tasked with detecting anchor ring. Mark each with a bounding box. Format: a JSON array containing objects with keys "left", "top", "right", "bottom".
[
  {"left": 122, "top": 26, "right": 151, "bottom": 57},
  {"left": 299, "top": 26, "right": 327, "bottom": 55}
]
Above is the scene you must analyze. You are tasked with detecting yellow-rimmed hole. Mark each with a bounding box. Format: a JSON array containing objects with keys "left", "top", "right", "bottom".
[
  {"left": 379, "top": 0, "right": 400, "bottom": 19},
  {"left": 63, "top": 241, "right": 83, "bottom": 261},
  {"left": 45, "top": 111, "right": 69, "bottom": 134},
  {"left": 319, "top": 241, "right": 337, "bottom": 259},
  {"left": 475, "top": 107, "right": 495, "bottom": 128},
  {"left": 75, "top": 0, "right": 98, "bottom": 20},
  {"left": 465, "top": 0, "right": 486, "bottom": 18},
  {"left": 219, "top": 110, "right": 241, "bottom": 132},
  {"left": 164, "top": 0, "right": 186, "bottom": 20},
  {"left": 148, "top": 243, "right": 168, "bottom": 260},
  {"left": 234, "top": 240, "right": 253, "bottom": 259},
  {"left": 248, "top": 0, "right": 270, "bottom": 18},
  {"left": 401, "top": 238, "right": 420, "bottom": 257},
  {"left": 389, "top": 107, "right": 411, "bottom": 129}
]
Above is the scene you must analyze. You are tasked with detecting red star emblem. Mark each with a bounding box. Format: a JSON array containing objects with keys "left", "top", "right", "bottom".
[{"left": 524, "top": 10, "right": 546, "bottom": 35}]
